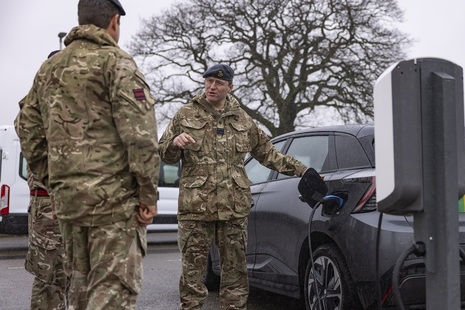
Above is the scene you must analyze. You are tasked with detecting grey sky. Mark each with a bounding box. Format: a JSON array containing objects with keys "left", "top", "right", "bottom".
[{"left": 1, "top": 0, "right": 464, "bottom": 126}]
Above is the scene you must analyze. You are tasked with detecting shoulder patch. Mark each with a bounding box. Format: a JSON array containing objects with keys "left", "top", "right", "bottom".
[{"left": 133, "top": 88, "right": 146, "bottom": 101}]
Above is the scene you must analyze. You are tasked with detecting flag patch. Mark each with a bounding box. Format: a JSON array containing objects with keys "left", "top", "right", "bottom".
[{"left": 133, "top": 88, "right": 146, "bottom": 101}]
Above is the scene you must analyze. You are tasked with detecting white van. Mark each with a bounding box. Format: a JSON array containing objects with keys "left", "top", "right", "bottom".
[
  {"left": 148, "top": 161, "right": 180, "bottom": 232},
  {"left": 0, "top": 125, "right": 179, "bottom": 234},
  {"left": 0, "top": 125, "right": 30, "bottom": 234}
]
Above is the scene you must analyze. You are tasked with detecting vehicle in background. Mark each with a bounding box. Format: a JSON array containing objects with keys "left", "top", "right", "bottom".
[
  {"left": 0, "top": 125, "right": 179, "bottom": 234},
  {"left": 206, "top": 124, "right": 465, "bottom": 309},
  {"left": 0, "top": 125, "right": 29, "bottom": 234},
  {"left": 147, "top": 161, "right": 179, "bottom": 232}
]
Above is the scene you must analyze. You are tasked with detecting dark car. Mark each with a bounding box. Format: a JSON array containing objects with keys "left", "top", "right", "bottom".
[{"left": 206, "top": 124, "right": 465, "bottom": 309}]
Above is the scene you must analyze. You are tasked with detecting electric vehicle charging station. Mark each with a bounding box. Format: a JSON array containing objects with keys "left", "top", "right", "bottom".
[{"left": 374, "top": 58, "right": 465, "bottom": 309}]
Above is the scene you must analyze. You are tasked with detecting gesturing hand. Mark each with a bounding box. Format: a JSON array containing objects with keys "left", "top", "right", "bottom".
[{"left": 173, "top": 133, "right": 196, "bottom": 149}]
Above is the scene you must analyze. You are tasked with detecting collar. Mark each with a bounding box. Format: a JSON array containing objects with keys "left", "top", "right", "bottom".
[{"left": 64, "top": 24, "right": 118, "bottom": 48}]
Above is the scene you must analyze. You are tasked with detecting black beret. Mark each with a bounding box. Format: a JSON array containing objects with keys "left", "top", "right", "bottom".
[
  {"left": 202, "top": 64, "right": 234, "bottom": 81},
  {"left": 109, "top": 0, "right": 126, "bottom": 16}
]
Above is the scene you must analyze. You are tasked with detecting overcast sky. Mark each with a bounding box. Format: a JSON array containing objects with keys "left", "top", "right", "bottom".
[{"left": 1, "top": 0, "right": 464, "bottom": 126}]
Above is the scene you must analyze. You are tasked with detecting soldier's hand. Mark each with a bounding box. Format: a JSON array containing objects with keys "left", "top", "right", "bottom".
[
  {"left": 173, "top": 133, "right": 196, "bottom": 149},
  {"left": 136, "top": 204, "right": 157, "bottom": 226}
]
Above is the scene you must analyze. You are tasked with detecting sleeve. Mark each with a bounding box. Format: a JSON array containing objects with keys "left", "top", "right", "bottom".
[
  {"left": 15, "top": 84, "right": 50, "bottom": 188},
  {"left": 158, "top": 114, "right": 183, "bottom": 164},
  {"left": 249, "top": 123, "right": 308, "bottom": 177},
  {"left": 110, "top": 56, "right": 160, "bottom": 206}
]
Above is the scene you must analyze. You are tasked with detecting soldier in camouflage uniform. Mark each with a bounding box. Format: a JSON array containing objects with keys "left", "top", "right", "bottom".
[
  {"left": 15, "top": 50, "right": 68, "bottom": 310},
  {"left": 24, "top": 169, "right": 68, "bottom": 310},
  {"left": 159, "top": 64, "right": 309, "bottom": 310},
  {"left": 15, "top": 0, "right": 159, "bottom": 309}
]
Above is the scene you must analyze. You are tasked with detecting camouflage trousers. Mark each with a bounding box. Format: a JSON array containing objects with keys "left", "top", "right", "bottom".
[
  {"left": 25, "top": 195, "right": 67, "bottom": 310},
  {"left": 178, "top": 218, "right": 249, "bottom": 310},
  {"left": 59, "top": 213, "right": 147, "bottom": 310}
]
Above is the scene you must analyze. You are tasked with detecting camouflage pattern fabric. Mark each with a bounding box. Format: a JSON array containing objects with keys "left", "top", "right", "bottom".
[
  {"left": 160, "top": 93, "right": 307, "bottom": 309},
  {"left": 59, "top": 214, "right": 146, "bottom": 310},
  {"left": 15, "top": 24, "right": 159, "bottom": 226},
  {"left": 178, "top": 218, "right": 248, "bottom": 310},
  {"left": 15, "top": 24, "right": 158, "bottom": 310},
  {"left": 159, "top": 93, "right": 307, "bottom": 222},
  {"left": 26, "top": 189, "right": 67, "bottom": 310}
]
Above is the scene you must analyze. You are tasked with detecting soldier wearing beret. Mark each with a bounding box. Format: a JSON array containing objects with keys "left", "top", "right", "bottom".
[
  {"left": 159, "top": 64, "right": 309, "bottom": 309},
  {"left": 15, "top": 0, "right": 159, "bottom": 309}
]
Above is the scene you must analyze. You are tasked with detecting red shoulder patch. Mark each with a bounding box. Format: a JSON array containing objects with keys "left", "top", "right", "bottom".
[{"left": 133, "top": 88, "right": 146, "bottom": 101}]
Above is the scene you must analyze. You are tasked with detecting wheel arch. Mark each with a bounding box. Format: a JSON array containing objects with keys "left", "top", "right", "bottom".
[{"left": 298, "top": 232, "right": 335, "bottom": 297}]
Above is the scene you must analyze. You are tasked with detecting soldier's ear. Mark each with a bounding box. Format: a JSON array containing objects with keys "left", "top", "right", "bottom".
[{"left": 107, "top": 14, "right": 120, "bottom": 43}]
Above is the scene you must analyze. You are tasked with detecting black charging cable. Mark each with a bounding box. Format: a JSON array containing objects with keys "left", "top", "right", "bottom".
[
  {"left": 392, "top": 242, "right": 426, "bottom": 310},
  {"left": 375, "top": 212, "right": 383, "bottom": 310},
  {"left": 307, "top": 195, "right": 345, "bottom": 310},
  {"left": 307, "top": 202, "right": 322, "bottom": 309},
  {"left": 460, "top": 247, "right": 465, "bottom": 262},
  {"left": 391, "top": 243, "right": 465, "bottom": 310}
]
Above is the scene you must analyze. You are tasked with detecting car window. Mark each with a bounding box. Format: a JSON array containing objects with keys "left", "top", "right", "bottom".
[
  {"left": 246, "top": 140, "right": 286, "bottom": 185},
  {"left": 19, "top": 153, "right": 27, "bottom": 181},
  {"left": 335, "top": 134, "right": 371, "bottom": 169},
  {"left": 159, "top": 161, "right": 180, "bottom": 187},
  {"left": 277, "top": 135, "right": 330, "bottom": 179}
]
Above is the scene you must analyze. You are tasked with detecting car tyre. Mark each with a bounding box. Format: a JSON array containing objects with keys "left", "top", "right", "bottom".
[
  {"left": 205, "top": 254, "right": 220, "bottom": 291},
  {"left": 304, "top": 243, "right": 359, "bottom": 310}
]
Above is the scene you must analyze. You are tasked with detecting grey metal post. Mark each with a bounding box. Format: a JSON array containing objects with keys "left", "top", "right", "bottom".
[
  {"left": 375, "top": 58, "right": 465, "bottom": 309},
  {"left": 414, "top": 62, "right": 463, "bottom": 309}
]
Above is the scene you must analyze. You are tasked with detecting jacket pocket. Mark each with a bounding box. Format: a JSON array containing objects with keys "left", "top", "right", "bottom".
[
  {"left": 230, "top": 122, "right": 251, "bottom": 153},
  {"left": 180, "top": 118, "right": 207, "bottom": 151},
  {"left": 232, "top": 173, "right": 252, "bottom": 214},
  {"left": 180, "top": 175, "right": 209, "bottom": 213}
]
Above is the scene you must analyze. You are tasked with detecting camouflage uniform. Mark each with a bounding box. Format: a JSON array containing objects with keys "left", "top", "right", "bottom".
[
  {"left": 159, "top": 93, "right": 307, "bottom": 309},
  {"left": 25, "top": 169, "right": 67, "bottom": 310},
  {"left": 16, "top": 24, "right": 159, "bottom": 310}
]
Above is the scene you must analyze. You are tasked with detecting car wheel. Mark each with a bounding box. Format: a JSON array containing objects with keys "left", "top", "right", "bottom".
[
  {"left": 204, "top": 254, "right": 220, "bottom": 291},
  {"left": 304, "top": 243, "right": 359, "bottom": 310}
]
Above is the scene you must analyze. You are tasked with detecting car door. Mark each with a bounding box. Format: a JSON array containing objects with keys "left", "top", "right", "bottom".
[
  {"left": 245, "top": 140, "right": 287, "bottom": 271},
  {"left": 250, "top": 133, "right": 336, "bottom": 290},
  {"left": 207, "top": 140, "right": 287, "bottom": 277}
]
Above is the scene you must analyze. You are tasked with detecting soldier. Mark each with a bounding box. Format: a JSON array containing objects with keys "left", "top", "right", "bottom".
[
  {"left": 15, "top": 0, "right": 159, "bottom": 309},
  {"left": 159, "top": 64, "right": 309, "bottom": 310},
  {"left": 15, "top": 49, "right": 68, "bottom": 310}
]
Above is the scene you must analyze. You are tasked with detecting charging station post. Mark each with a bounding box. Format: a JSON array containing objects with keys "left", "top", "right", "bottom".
[{"left": 374, "top": 58, "right": 465, "bottom": 309}]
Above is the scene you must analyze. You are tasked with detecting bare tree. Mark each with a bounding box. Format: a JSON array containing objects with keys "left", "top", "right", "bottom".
[{"left": 129, "top": 0, "right": 411, "bottom": 136}]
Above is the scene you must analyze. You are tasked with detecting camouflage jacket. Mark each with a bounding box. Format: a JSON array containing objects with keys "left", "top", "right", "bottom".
[
  {"left": 16, "top": 25, "right": 159, "bottom": 226},
  {"left": 159, "top": 93, "right": 307, "bottom": 221}
]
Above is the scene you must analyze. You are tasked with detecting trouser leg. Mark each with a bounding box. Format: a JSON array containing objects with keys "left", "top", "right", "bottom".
[
  {"left": 216, "top": 217, "right": 249, "bottom": 310},
  {"left": 178, "top": 220, "right": 215, "bottom": 310},
  {"left": 26, "top": 195, "right": 67, "bottom": 310},
  {"left": 60, "top": 214, "right": 145, "bottom": 310}
]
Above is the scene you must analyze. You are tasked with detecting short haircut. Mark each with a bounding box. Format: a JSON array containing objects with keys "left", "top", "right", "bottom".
[{"left": 78, "top": 0, "right": 119, "bottom": 29}]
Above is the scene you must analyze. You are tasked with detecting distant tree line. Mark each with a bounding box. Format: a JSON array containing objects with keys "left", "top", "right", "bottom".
[{"left": 129, "top": 0, "right": 411, "bottom": 136}]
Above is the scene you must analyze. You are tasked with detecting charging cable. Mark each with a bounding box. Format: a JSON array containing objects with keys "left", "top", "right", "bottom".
[
  {"left": 307, "top": 194, "right": 345, "bottom": 310},
  {"left": 392, "top": 242, "right": 426, "bottom": 310}
]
